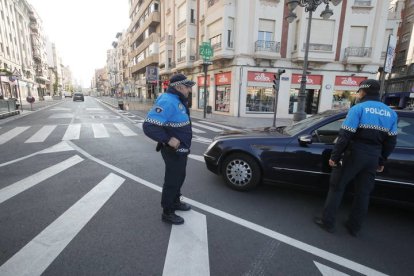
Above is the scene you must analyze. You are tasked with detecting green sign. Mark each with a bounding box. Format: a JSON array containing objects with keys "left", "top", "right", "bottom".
[{"left": 199, "top": 43, "right": 213, "bottom": 59}]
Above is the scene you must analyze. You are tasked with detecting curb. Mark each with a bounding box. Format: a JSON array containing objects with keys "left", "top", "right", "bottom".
[{"left": 0, "top": 110, "right": 20, "bottom": 119}]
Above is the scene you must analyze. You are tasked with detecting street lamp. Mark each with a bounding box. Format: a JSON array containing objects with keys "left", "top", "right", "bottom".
[{"left": 286, "top": 0, "right": 342, "bottom": 121}]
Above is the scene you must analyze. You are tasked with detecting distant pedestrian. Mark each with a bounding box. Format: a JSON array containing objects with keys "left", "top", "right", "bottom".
[
  {"left": 143, "top": 73, "right": 195, "bottom": 225},
  {"left": 314, "top": 79, "right": 398, "bottom": 236}
]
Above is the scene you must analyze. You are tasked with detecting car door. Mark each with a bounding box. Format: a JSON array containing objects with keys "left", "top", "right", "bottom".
[
  {"left": 374, "top": 115, "right": 414, "bottom": 204},
  {"left": 269, "top": 116, "right": 345, "bottom": 189}
]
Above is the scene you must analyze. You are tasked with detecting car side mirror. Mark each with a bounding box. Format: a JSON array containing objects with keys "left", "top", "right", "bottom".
[{"left": 298, "top": 135, "right": 313, "bottom": 146}]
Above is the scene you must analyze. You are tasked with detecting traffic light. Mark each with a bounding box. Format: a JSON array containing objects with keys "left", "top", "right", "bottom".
[{"left": 273, "top": 74, "right": 278, "bottom": 91}]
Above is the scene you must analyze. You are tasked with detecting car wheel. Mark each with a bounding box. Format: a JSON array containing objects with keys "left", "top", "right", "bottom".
[{"left": 222, "top": 153, "right": 261, "bottom": 191}]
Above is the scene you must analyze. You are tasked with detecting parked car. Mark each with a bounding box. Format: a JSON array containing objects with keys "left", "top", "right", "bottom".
[
  {"left": 204, "top": 110, "right": 414, "bottom": 207},
  {"left": 73, "top": 92, "right": 84, "bottom": 102},
  {"left": 63, "top": 91, "right": 72, "bottom": 98}
]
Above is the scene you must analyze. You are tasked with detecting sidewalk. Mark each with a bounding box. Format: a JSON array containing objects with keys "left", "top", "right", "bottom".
[
  {"left": 98, "top": 96, "right": 292, "bottom": 128},
  {"left": 0, "top": 98, "right": 63, "bottom": 123}
]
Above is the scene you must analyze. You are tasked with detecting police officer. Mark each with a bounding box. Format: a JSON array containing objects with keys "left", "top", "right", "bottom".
[
  {"left": 143, "top": 74, "right": 195, "bottom": 225},
  {"left": 314, "top": 79, "right": 398, "bottom": 236}
]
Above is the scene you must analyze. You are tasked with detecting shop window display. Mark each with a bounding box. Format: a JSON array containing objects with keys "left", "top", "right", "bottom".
[
  {"left": 215, "top": 86, "right": 230, "bottom": 112},
  {"left": 332, "top": 90, "right": 357, "bottom": 109},
  {"left": 246, "top": 87, "right": 275, "bottom": 112},
  {"left": 289, "top": 88, "right": 320, "bottom": 114}
]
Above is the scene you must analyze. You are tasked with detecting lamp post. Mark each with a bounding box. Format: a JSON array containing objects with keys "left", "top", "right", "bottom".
[{"left": 286, "top": 0, "right": 342, "bottom": 121}]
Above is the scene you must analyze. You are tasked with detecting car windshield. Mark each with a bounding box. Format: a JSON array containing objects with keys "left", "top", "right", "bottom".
[{"left": 284, "top": 111, "right": 343, "bottom": 136}]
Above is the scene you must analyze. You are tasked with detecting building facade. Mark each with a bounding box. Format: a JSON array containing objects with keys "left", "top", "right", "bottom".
[
  {"left": 151, "top": 0, "right": 392, "bottom": 118},
  {"left": 385, "top": 0, "right": 414, "bottom": 109}
]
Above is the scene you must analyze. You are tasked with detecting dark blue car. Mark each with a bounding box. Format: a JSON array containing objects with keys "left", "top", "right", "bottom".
[{"left": 204, "top": 110, "right": 414, "bottom": 206}]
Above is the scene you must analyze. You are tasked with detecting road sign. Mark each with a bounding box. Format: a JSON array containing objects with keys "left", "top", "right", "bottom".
[
  {"left": 199, "top": 43, "right": 213, "bottom": 60},
  {"left": 12, "top": 68, "right": 22, "bottom": 79}
]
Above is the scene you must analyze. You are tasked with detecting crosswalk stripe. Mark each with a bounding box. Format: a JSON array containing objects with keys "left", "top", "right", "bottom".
[
  {"left": 62, "top": 124, "right": 81, "bottom": 140},
  {"left": 192, "top": 127, "right": 206, "bottom": 134},
  {"left": 163, "top": 211, "right": 210, "bottom": 276},
  {"left": 25, "top": 125, "right": 57, "bottom": 143},
  {"left": 188, "top": 154, "right": 204, "bottom": 162},
  {"left": 199, "top": 120, "right": 238, "bottom": 130},
  {"left": 113, "top": 123, "right": 137, "bottom": 136},
  {"left": 191, "top": 122, "right": 222, "bottom": 132},
  {"left": 92, "top": 123, "right": 109, "bottom": 138},
  {"left": 0, "top": 126, "right": 30, "bottom": 145},
  {"left": 0, "top": 173, "right": 125, "bottom": 276},
  {"left": 0, "top": 155, "right": 84, "bottom": 204}
]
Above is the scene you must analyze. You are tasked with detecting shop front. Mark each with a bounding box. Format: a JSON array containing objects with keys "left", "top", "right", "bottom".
[
  {"left": 214, "top": 72, "right": 231, "bottom": 112},
  {"left": 289, "top": 74, "right": 323, "bottom": 115},
  {"left": 197, "top": 75, "right": 210, "bottom": 110},
  {"left": 246, "top": 71, "right": 275, "bottom": 113},
  {"left": 332, "top": 76, "right": 367, "bottom": 109}
]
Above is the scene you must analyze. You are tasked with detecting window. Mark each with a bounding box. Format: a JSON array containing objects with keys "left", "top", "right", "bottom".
[
  {"left": 312, "top": 119, "right": 345, "bottom": 144},
  {"left": 349, "top": 26, "right": 367, "bottom": 47},
  {"left": 228, "top": 17, "right": 234, "bottom": 48},
  {"left": 178, "top": 4, "right": 186, "bottom": 25},
  {"left": 246, "top": 87, "right": 275, "bottom": 113},
  {"left": 177, "top": 39, "right": 186, "bottom": 59},
  {"left": 190, "top": 9, "right": 195, "bottom": 23},
  {"left": 397, "top": 117, "right": 414, "bottom": 148},
  {"left": 401, "top": 33, "right": 411, "bottom": 43},
  {"left": 210, "top": 34, "right": 221, "bottom": 49}
]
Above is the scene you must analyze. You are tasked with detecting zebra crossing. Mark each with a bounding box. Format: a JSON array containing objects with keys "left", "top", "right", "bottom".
[{"left": 0, "top": 120, "right": 237, "bottom": 145}]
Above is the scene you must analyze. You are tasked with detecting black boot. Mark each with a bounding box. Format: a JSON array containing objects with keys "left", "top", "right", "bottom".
[
  {"left": 173, "top": 201, "right": 191, "bottom": 211},
  {"left": 162, "top": 209, "right": 184, "bottom": 225}
]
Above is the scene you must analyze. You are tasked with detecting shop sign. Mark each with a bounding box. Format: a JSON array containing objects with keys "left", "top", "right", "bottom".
[
  {"left": 335, "top": 76, "right": 367, "bottom": 87},
  {"left": 146, "top": 66, "right": 158, "bottom": 82},
  {"left": 197, "top": 75, "right": 210, "bottom": 86},
  {"left": 215, "top": 72, "right": 232, "bottom": 85},
  {"left": 247, "top": 71, "right": 273, "bottom": 83},
  {"left": 291, "top": 74, "right": 322, "bottom": 85}
]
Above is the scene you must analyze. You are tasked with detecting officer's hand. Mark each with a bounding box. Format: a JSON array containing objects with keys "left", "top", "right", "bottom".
[
  {"left": 376, "top": 165, "right": 384, "bottom": 173},
  {"left": 328, "top": 159, "right": 337, "bottom": 167},
  {"left": 168, "top": 137, "right": 180, "bottom": 149}
]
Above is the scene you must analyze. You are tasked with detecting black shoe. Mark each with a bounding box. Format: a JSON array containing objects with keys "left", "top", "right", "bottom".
[
  {"left": 162, "top": 211, "right": 184, "bottom": 225},
  {"left": 173, "top": 201, "right": 191, "bottom": 211},
  {"left": 344, "top": 221, "right": 358, "bottom": 237},
  {"left": 313, "top": 217, "right": 335, "bottom": 233}
]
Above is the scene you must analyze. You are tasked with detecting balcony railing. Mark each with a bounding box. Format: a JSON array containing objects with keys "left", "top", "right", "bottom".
[
  {"left": 255, "top": 40, "right": 281, "bottom": 52},
  {"left": 177, "top": 20, "right": 186, "bottom": 29},
  {"left": 212, "top": 42, "right": 222, "bottom": 50},
  {"left": 344, "top": 47, "right": 372, "bottom": 58},
  {"left": 177, "top": 56, "right": 186, "bottom": 63},
  {"left": 354, "top": 0, "right": 372, "bottom": 6},
  {"left": 305, "top": 43, "right": 333, "bottom": 52}
]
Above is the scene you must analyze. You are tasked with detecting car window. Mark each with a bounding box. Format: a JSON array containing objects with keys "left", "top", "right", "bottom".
[
  {"left": 396, "top": 117, "right": 414, "bottom": 148},
  {"left": 312, "top": 118, "right": 345, "bottom": 144}
]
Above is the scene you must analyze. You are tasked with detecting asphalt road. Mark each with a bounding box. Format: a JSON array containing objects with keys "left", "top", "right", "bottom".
[{"left": 0, "top": 96, "right": 413, "bottom": 276}]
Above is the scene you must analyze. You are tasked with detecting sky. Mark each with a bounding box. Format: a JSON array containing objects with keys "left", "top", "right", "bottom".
[{"left": 29, "top": 0, "right": 130, "bottom": 88}]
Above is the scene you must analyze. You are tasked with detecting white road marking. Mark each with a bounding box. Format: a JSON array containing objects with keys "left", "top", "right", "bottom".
[
  {"left": 67, "top": 142, "right": 388, "bottom": 276},
  {"left": 0, "top": 142, "right": 74, "bottom": 168},
  {"left": 314, "top": 261, "right": 349, "bottom": 276},
  {"left": 199, "top": 120, "right": 238, "bottom": 130},
  {"left": 49, "top": 113, "right": 74, "bottom": 119},
  {"left": 136, "top": 123, "right": 143, "bottom": 129},
  {"left": 163, "top": 211, "right": 210, "bottom": 276},
  {"left": 113, "top": 123, "right": 137, "bottom": 136},
  {"left": 25, "top": 125, "right": 57, "bottom": 143},
  {"left": 0, "top": 126, "right": 30, "bottom": 145},
  {"left": 62, "top": 124, "right": 81, "bottom": 140},
  {"left": 86, "top": 108, "right": 104, "bottom": 111},
  {"left": 92, "top": 123, "right": 109, "bottom": 138},
  {"left": 0, "top": 173, "right": 125, "bottom": 276},
  {"left": 191, "top": 127, "right": 206, "bottom": 134},
  {"left": 0, "top": 155, "right": 83, "bottom": 204},
  {"left": 192, "top": 122, "right": 222, "bottom": 132},
  {"left": 192, "top": 135, "right": 212, "bottom": 144},
  {"left": 188, "top": 154, "right": 204, "bottom": 162},
  {"left": 50, "top": 107, "right": 71, "bottom": 111}
]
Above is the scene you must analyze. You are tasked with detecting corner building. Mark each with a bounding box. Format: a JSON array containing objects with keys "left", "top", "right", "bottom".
[{"left": 156, "top": 0, "right": 391, "bottom": 118}]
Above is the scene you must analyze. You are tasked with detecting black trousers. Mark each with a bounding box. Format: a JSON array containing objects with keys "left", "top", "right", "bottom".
[
  {"left": 322, "top": 144, "right": 380, "bottom": 231},
  {"left": 160, "top": 147, "right": 188, "bottom": 211}
]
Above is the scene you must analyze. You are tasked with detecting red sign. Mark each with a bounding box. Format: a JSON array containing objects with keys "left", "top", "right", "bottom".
[
  {"left": 247, "top": 71, "right": 274, "bottom": 83},
  {"left": 197, "top": 75, "right": 210, "bottom": 86},
  {"left": 162, "top": 80, "right": 169, "bottom": 89},
  {"left": 291, "top": 74, "right": 323, "bottom": 85},
  {"left": 335, "top": 76, "right": 367, "bottom": 86},
  {"left": 215, "top": 72, "right": 232, "bottom": 85}
]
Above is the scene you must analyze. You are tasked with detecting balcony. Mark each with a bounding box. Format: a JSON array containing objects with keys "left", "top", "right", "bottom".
[
  {"left": 130, "top": 55, "right": 159, "bottom": 74},
  {"left": 354, "top": 0, "right": 372, "bottom": 6},
  {"left": 208, "top": 0, "right": 220, "bottom": 8},
  {"left": 254, "top": 40, "right": 281, "bottom": 60},
  {"left": 307, "top": 43, "right": 332, "bottom": 52},
  {"left": 343, "top": 47, "right": 372, "bottom": 64},
  {"left": 177, "top": 20, "right": 186, "bottom": 29},
  {"left": 177, "top": 56, "right": 186, "bottom": 63},
  {"left": 130, "top": 12, "right": 161, "bottom": 43},
  {"left": 130, "top": 33, "right": 160, "bottom": 59},
  {"left": 29, "top": 23, "right": 38, "bottom": 32}
]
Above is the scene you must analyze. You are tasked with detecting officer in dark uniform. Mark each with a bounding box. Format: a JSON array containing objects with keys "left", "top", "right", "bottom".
[
  {"left": 143, "top": 74, "right": 195, "bottom": 225},
  {"left": 314, "top": 79, "right": 398, "bottom": 236}
]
